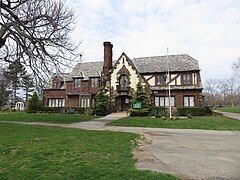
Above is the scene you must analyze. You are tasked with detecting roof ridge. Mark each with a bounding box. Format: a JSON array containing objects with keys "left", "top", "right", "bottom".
[{"left": 133, "top": 54, "right": 189, "bottom": 59}]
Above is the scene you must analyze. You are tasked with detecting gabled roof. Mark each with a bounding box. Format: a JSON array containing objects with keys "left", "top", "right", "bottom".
[
  {"left": 66, "top": 54, "right": 200, "bottom": 81},
  {"left": 132, "top": 54, "right": 200, "bottom": 73}
]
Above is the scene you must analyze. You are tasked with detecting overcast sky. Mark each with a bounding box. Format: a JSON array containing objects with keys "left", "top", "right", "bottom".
[{"left": 67, "top": 0, "right": 240, "bottom": 81}]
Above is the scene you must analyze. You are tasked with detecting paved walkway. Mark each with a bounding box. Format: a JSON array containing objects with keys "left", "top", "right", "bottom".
[
  {"left": 218, "top": 111, "right": 240, "bottom": 120},
  {"left": 1, "top": 112, "right": 240, "bottom": 179}
]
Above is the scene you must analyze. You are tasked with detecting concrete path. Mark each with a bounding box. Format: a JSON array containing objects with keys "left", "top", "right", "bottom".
[
  {"left": 219, "top": 111, "right": 240, "bottom": 120},
  {"left": 1, "top": 113, "right": 240, "bottom": 179}
]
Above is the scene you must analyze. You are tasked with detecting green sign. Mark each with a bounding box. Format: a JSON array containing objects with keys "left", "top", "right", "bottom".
[{"left": 132, "top": 102, "right": 142, "bottom": 109}]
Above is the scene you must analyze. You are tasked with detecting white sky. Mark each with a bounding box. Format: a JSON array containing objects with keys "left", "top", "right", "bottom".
[{"left": 67, "top": 0, "right": 240, "bottom": 81}]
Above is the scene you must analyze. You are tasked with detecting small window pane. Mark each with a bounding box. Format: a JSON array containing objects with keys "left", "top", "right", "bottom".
[
  {"left": 170, "top": 97, "right": 175, "bottom": 107},
  {"left": 184, "top": 97, "right": 189, "bottom": 107},
  {"left": 189, "top": 97, "right": 194, "bottom": 107},
  {"left": 56, "top": 99, "right": 59, "bottom": 107},
  {"left": 160, "top": 97, "right": 165, "bottom": 106},
  {"left": 154, "top": 97, "right": 159, "bottom": 107},
  {"left": 48, "top": 99, "right": 52, "bottom": 107},
  {"left": 165, "top": 97, "right": 169, "bottom": 107},
  {"left": 62, "top": 99, "right": 65, "bottom": 107}
]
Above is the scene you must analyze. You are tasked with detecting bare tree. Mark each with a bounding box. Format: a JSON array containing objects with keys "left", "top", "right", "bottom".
[
  {"left": 204, "top": 79, "right": 218, "bottom": 106},
  {"left": 0, "top": 0, "right": 80, "bottom": 84},
  {"left": 217, "top": 80, "right": 229, "bottom": 106},
  {"left": 233, "top": 58, "right": 240, "bottom": 77}
]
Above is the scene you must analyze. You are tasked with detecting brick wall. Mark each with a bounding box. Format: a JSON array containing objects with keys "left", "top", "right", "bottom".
[
  {"left": 43, "top": 89, "right": 66, "bottom": 106},
  {"left": 153, "top": 89, "right": 203, "bottom": 107}
]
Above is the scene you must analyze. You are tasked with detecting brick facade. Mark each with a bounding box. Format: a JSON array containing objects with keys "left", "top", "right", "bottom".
[{"left": 43, "top": 41, "right": 203, "bottom": 111}]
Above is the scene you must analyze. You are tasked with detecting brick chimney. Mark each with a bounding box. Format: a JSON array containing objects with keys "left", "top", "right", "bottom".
[{"left": 102, "top": 41, "right": 113, "bottom": 79}]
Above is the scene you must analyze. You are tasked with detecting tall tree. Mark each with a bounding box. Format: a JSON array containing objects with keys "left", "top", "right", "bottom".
[
  {"left": 0, "top": 67, "right": 11, "bottom": 109},
  {"left": 21, "top": 73, "right": 34, "bottom": 103},
  {"left": 0, "top": 0, "right": 80, "bottom": 84},
  {"left": 5, "top": 60, "right": 25, "bottom": 106}
]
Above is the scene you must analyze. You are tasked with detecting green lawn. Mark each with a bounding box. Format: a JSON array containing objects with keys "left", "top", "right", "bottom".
[
  {"left": 108, "top": 116, "right": 240, "bottom": 131},
  {"left": 216, "top": 106, "right": 240, "bottom": 113},
  {"left": 0, "top": 123, "right": 176, "bottom": 179},
  {"left": 0, "top": 112, "right": 98, "bottom": 124}
]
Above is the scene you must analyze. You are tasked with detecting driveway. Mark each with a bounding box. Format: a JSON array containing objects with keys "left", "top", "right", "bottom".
[
  {"left": 1, "top": 113, "right": 240, "bottom": 179},
  {"left": 218, "top": 111, "right": 240, "bottom": 120}
]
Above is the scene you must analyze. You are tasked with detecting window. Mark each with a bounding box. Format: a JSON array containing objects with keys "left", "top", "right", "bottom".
[
  {"left": 90, "top": 78, "right": 99, "bottom": 87},
  {"left": 154, "top": 96, "right": 175, "bottom": 107},
  {"left": 184, "top": 96, "right": 195, "bottom": 107},
  {"left": 182, "top": 74, "right": 191, "bottom": 85},
  {"left": 156, "top": 74, "right": 167, "bottom": 85},
  {"left": 80, "top": 96, "right": 90, "bottom": 108},
  {"left": 74, "top": 78, "right": 81, "bottom": 87},
  {"left": 52, "top": 82, "right": 59, "bottom": 89},
  {"left": 119, "top": 75, "right": 129, "bottom": 89},
  {"left": 48, "top": 99, "right": 65, "bottom": 107}
]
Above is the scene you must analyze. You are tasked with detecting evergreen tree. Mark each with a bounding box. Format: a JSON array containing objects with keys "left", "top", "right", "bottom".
[
  {"left": 0, "top": 68, "right": 11, "bottom": 109},
  {"left": 21, "top": 74, "right": 34, "bottom": 103},
  {"left": 129, "top": 81, "right": 151, "bottom": 116},
  {"left": 132, "top": 81, "right": 151, "bottom": 108},
  {"left": 27, "top": 92, "right": 42, "bottom": 113},
  {"left": 93, "top": 89, "right": 110, "bottom": 116},
  {"left": 5, "top": 60, "right": 25, "bottom": 107}
]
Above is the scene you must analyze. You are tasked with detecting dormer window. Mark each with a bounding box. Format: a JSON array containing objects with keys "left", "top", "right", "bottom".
[
  {"left": 90, "top": 77, "right": 99, "bottom": 87},
  {"left": 156, "top": 74, "right": 167, "bottom": 85},
  {"left": 74, "top": 78, "right": 81, "bottom": 87}
]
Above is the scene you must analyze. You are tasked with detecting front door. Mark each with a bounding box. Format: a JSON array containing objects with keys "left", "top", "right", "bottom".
[{"left": 116, "top": 96, "right": 131, "bottom": 111}]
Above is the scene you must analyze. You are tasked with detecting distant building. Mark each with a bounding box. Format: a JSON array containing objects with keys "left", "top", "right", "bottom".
[{"left": 43, "top": 42, "right": 203, "bottom": 111}]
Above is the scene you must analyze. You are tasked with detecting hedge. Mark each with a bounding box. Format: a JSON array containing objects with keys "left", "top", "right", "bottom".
[
  {"left": 27, "top": 106, "right": 88, "bottom": 114},
  {"left": 149, "top": 107, "right": 166, "bottom": 117},
  {"left": 177, "top": 107, "right": 212, "bottom": 116},
  {"left": 128, "top": 108, "right": 150, "bottom": 116}
]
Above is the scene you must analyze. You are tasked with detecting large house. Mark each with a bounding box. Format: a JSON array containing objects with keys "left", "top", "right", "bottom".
[{"left": 43, "top": 42, "right": 203, "bottom": 111}]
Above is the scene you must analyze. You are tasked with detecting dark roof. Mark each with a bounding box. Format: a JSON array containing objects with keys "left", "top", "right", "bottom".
[
  {"left": 132, "top": 54, "right": 200, "bottom": 73},
  {"left": 67, "top": 61, "right": 103, "bottom": 81},
  {"left": 66, "top": 54, "right": 200, "bottom": 80}
]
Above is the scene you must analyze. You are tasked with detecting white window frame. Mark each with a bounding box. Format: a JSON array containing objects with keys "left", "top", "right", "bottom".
[
  {"left": 184, "top": 96, "right": 195, "bottom": 107},
  {"left": 154, "top": 96, "right": 175, "bottom": 107},
  {"left": 80, "top": 96, "right": 90, "bottom": 108},
  {"left": 48, "top": 98, "right": 65, "bottom": 107}
]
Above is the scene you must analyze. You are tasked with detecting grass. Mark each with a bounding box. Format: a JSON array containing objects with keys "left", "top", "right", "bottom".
[
  {"left": 216, "top": 106, "right": 240, "bottom": 113},
  {"left": 0, "top": 123, "right": 176, "bottom": 179},
  {"left": 108, "top": 116, "right": 240, "bottom": 131},
  {"left": 0, "top": 112, "right": 98, "bottom": 124}
]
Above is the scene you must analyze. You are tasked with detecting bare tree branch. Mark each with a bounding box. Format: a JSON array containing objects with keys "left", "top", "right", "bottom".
[{"left": 0, "top": 0, "right": 80, "bottom": 85}]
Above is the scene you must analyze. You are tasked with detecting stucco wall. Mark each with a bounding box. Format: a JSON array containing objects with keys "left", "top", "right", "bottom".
[{"left": 110, "top": 54, "right": 141, "bottom": 91}]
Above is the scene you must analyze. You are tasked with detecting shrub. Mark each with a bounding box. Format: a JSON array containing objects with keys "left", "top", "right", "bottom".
[
  {"left": 149, "top": 107, "right": 166, "bottom": 117},
  {"left": 177, "top": 107, "right": 212, "bottom": 116},
  {"left": 129, "top": 108, "right": 150, "bottom": 116},
  {"left": 84, "top": 108, "right": 93, "bottom": 115},
  {"left": 41, "top": 107, "right": 86, "bottom": 114}
]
